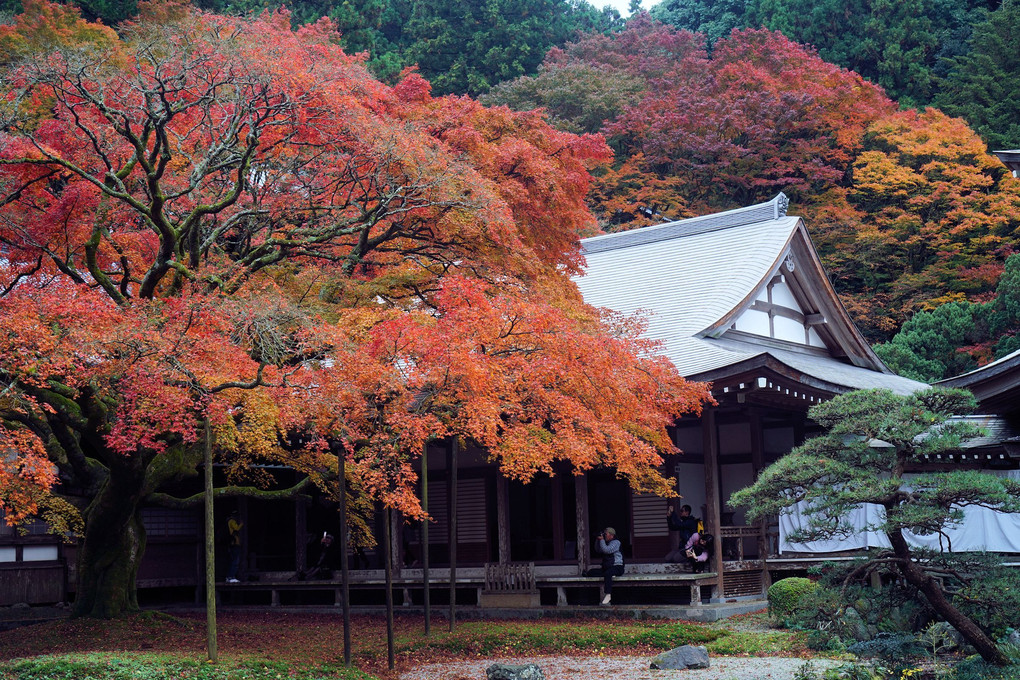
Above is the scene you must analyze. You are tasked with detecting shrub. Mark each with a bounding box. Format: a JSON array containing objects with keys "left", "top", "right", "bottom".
[
  {"left": 949, "top": 657, "right": 1020, "bottom": 680},
  {"left": 952, "top": 564, "right": 1020, "bottom": 638},
  {"left": 769, "top": 577, "right": 820, "bottom": 621},
  {"left": 847, "top": 632, "right": 923, "bottom": 661}
]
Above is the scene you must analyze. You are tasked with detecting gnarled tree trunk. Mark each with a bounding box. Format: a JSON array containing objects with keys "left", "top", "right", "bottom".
[
  {"left": 72, "top": 456, "right": 149, "bottom": 618},
  {"left": 888, "top": 531, "right": 1008, "bottom": 666}
]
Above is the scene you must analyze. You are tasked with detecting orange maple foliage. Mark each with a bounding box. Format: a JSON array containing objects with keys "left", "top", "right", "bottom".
[
  {"left": 817, "top": 108, "right": 1020, "bottom": 334},
  {"left": 0, "top": 2, "right": 707, "bottom": 616}
]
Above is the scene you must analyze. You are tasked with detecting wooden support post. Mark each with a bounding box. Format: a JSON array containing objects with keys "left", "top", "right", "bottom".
[
  {"left": 574, "top": 473, "right": 589, "bottom": 575},
  {"left": 203, "top": 417, "right": 217, "bottom": 663},
  {"left": 336, "top": 444, "right": 352, "bottom": 666},
  {"left": 703, "top": 408, "right": 724, "bottom": 601},
  {"left": 749, "top": 411, "right": 771, "bottom": 591},
  {"left": 384, "top": 506, "right": 395, "bottom": 670},
  {"left": 496, "top": 474, "right": 510, "bottom": 565},
  {"left": 421, "top": 442, "right": 431, "bottom": 636},
  {"left": 448, "top": 438, "right": 459, "bottom": 632},
  {"left": 295, "top": 498, "right": 307, "bottom": 574}
]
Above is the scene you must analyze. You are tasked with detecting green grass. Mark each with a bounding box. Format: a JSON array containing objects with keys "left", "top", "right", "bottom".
[
  {"left": 0, "top": 609, "right": 814, "bottom": 679},
  {"left": 400, "top": 619, "right": 724, "bottom": 656},
  {"left": 0, "top": 653, "right": 376, "bottom": 680}
]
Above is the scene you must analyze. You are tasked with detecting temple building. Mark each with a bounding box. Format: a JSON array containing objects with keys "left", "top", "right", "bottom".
[{"left": 8, "top": 195, "right": 1020, "bottom": 609}]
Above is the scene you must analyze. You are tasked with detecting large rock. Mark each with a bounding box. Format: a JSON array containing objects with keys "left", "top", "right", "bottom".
[
  {"left": 486, "top": 663, "right": 544, "bottom": 680},
  {"left": 649, "top": 645, "right": 710, "bottom": 670}
]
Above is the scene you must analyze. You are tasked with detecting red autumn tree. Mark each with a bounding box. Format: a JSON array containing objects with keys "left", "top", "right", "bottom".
[
  {"left": 490, "top": 18, "right": 1020, "bottom": 341},
  {"left": 610, "top": 27, "right": 895, "bottom": 211},
  {"left": 0, "top": 1, "right": 708, "bottom": 617}
]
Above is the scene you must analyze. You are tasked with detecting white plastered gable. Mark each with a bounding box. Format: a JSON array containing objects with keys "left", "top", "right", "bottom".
[{"left": 728, "top": 254, "right": 827, "bottom": 349}]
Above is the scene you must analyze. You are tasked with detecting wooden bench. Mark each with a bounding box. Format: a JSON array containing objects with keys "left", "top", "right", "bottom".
[
  {"left": 538, "top": 572, "right": 718, "bottom": 606},
  {"left": 217, "top": 574, "right": 486, "bottom": 607},
  {"left": 216, "top": 569, "right": 717, "bottom": 608},
  {"left": 480, "top": 562, "right": 538, "bottom": 607}
]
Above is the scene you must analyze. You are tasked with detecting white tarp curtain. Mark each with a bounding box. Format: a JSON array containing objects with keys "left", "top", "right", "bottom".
[{"left": 779, "top": 469, "right": 1020, "bottom": 554}]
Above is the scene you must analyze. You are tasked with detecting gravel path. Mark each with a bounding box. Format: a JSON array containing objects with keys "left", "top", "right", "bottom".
[{"left": 399, "top": 654, "right": 843, "bottom": 680}]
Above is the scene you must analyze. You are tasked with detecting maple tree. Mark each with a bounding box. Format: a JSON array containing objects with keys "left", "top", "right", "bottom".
[
  {"left": 823, "top": 108, "right": 1020, "bottom": 337},
  {"left": 609, "top": 27, "right": 895, "bottom": 211},
  {"left": 490, "top": 18, "right": 1020, "bottom": 339},
  {"left": 650, "top": 0, "right": 993, "bottom": 111},
  {"left": 0, "top": 0, "right": 708, "bottom": 617},
  {"left": 874, "top": 253, "right": 1020, "bottom": 381}
]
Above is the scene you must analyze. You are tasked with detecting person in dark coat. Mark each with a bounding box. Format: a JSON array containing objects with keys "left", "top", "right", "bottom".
[
  {"left": 665, "top": 504, "right": 701, "bottom": 563},
  {"left": 299, "top": 532, "right": 336, "bottom": 580}
]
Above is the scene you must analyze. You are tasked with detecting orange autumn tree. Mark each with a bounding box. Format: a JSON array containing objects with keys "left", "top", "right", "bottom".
[
  {"left": 0, "top": 1, "right": 708, "bottom": 617},
  {"left": 826, "top": 109, "right": 1020, "bottom": 329}
]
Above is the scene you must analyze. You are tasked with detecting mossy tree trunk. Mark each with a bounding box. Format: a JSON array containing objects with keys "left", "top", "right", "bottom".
[{"left": 72, "top": 455, "right": 150, "bottom": 618}]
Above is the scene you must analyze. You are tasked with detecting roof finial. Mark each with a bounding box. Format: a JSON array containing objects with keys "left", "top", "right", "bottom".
[{"left": 775, "top": 192, "right": 790, "bottom": 219}]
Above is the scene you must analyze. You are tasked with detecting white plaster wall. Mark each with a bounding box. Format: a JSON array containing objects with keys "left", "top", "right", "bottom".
[
  {"left": 22, "top": 545, "right": 57, "bottom": 561},
  {"left": 733, "top": 308, "right": 771, "bottom": 336},
  {"left": 770, "top": 278, "right": 800, "bottom": 309},
  {"left": 675, "top": 462, "right": 707, "bottom": 520},
  {"left": 721, "top": 462, "right": 755, "bottom": 524},
  {"left": 773, "top": 314, "right": 805, "bottom": 343},
  {"left": 808, "top": 326, "right": 825, "bottom": 348}
]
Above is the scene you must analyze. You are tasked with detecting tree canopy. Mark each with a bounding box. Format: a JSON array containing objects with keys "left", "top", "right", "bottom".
[
  {"left": 650, "top": 0, "right": 994, "bottom": 111},
  {"left": 0, "top": 0, "right": 708, "bottom": 617},
  {"left": 487, "top": 18, "right": 1020, "bottom": 338},
  {"left": 731, "top": 387, "right": 1020, "bottom": 665},
  {"left": 935, "top": 0, "right": 1020, "bottom": 152},
  {"left": 875, "top": 253, "right": 1020, "bottom": 381}
]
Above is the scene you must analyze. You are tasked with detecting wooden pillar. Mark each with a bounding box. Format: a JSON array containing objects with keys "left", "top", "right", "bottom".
[
  {"left": 383, "top": 507, "right": 395, "bottom": 670},
  {"left": 336, "top": 444, "right": 352, "bottom": 665},
  {"left": 702, "top": 408, "right": 724, "bottom": 601},
  {"left": 551, "top": 477, "right": 564, "bottom": 561},
  {"left": 496, "top": 474, "right": 510, "bottom": 564},
  {"left": 203, "top": 418, "right": 217, "bottom": 663},
  {"left": 574, "top": 473, "right": 589, "bottom": 575},
  {"left": 421, "top": 442, "right": 431, "bottom": 636},
  {"left": 448, "top": 438, "right": 458, "bottom": 632},
  {"left": 749, "top": 411, "right": 771, "bottom": 590},
  {"left": 390, "top": 509, "right": 402, "bottom": 577},
  {"left": 295, "top": 498, "right": 307, "bottom": 573}
]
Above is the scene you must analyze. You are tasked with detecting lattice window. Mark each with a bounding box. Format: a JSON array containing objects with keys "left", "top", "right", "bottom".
[{"left": 141, "top": 507, "right": 199, "bottom": 537}]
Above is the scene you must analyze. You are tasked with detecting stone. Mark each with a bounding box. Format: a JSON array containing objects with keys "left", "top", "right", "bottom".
[
  {"left": 1008, "top": 630, "right": 1020, "bottom": 647},
  {"left": 486, "top": 663, "right": 544, "bottom": 680},
  {"left": 649, "top": 645, "right": 710, "bottom": 670}
]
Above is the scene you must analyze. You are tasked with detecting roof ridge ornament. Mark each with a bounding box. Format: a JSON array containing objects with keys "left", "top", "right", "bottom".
[{"left": 774, "top": 192, "right": 789, "bottom": 219}]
